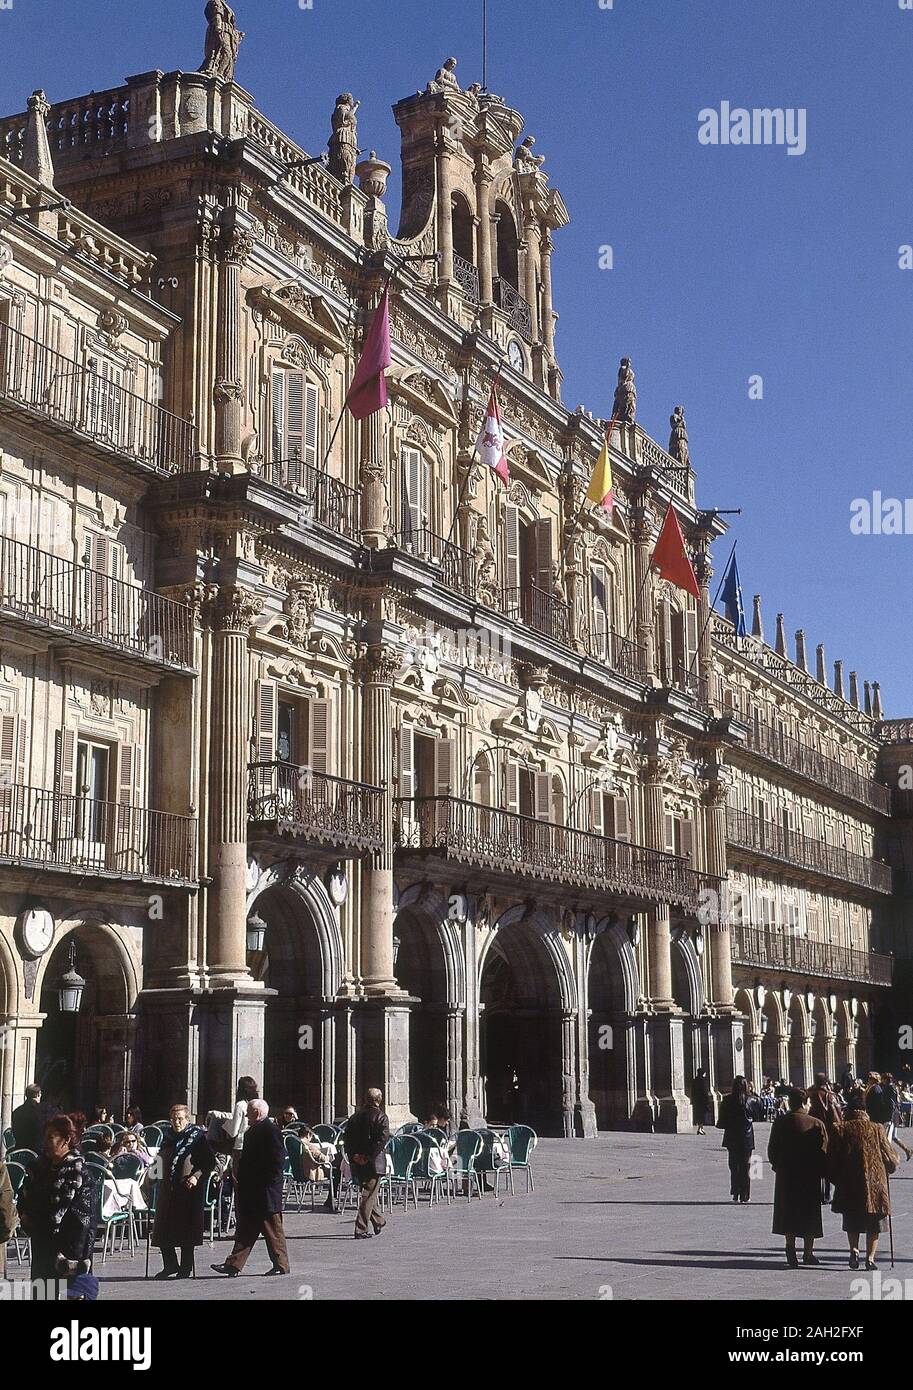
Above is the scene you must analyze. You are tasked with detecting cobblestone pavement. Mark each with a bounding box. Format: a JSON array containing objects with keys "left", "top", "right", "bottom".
[{"left": 8, "top": 1128, "right": 913, "bottom": 1300}]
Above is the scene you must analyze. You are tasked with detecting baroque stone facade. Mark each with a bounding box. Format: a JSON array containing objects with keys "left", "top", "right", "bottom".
[{"left": 0, "top": 31, "right": 907, "bottom": 1139}]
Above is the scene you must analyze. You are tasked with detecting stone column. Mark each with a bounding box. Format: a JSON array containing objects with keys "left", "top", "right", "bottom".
[
  {"left": 475, "top": 165, "right": 494, "bottom": 304},
  {"left": 630, "top": 504, "right": 656, "bottom": 679},
  {"left": 695, "top": 545, "right": 713, "bottom": 706},
  {"left": 746, "top": 1030, "right": 764, "bottom": 1092},
  {"left": 641, "top": 757, "right": 674, "bottom": 1008},
  {"left": 445, "top": 1005, "right": 464, "bottom": 1130},
  {"left": 435, "top": 125, "right": 454, "bottom": 289},
  {"left": 704, "top": 782, "right": 733, "bottom": 1008},
  {"left": 559, "top": 1009, "right": 577, "bottom": 1139},
  {"left": 214, "top": 213, "right": 255, "bottom": 473},
  {"left": 523, "top": 219, "right": 541, "bottom": 343},
  {"left": 540, "top": 230, "right": 556, "bottom": 358},
  {"left": 360, "top": 409, "right": 389, "bottom": 550}
]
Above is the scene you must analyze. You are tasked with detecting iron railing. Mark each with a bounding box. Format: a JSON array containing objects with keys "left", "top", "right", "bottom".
[
  {"left": 452, "top": 254, "right": 481, "bottom": 304},
  {"left": 744, "top": 719, "right": 890, "bottom": 813},
  {"left": 585, "top": 627, "right": 647, "bottom": 681},
  {"left": 0, "top": 533, "right": 195, "bottom": 669},
  {"left": 729, "top": 922, "right": 893, "bottom": 986},
  {"left": 395, "top": 795, "right": 710, "bottom": 911},
  {"left": 493, "top": 278, "right": 533, "bottom": 341},
  {"left": 726, "top": 807, "right": 893, "bottom": 895},
  {"left": 248, "top": 762, "right": 385, "bottom": 854},
  {"left": 501, "top": 583, "right": 571, "bottom": 646},
  {"left": 258, "top": 454, "right": 361, "bottom": 540},
  {"left": 659, "top": 657, "right": 710, "bottom": 706},
  {"left": 0, "top": 783, "right": 197, "bottom": 884},
  {"left": 0, "top": 320, "right": 195, "bottom": 473},
  {"left": 398, "top": 528, "right": 477, "bottom": 600}
]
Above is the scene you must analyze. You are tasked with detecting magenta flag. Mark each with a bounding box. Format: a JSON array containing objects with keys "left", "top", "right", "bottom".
[{"left": 346, "top": 285, "right": 392, "bottom": 420}]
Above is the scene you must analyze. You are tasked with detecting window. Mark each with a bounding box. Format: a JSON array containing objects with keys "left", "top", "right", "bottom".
[
  {"left": 271, "top": 369, "right": 319, "bottom": 478},
  {"left": 401, "top": 447, "right": 431, "bottom": 539},
  {"left": 0, "top": 713, "right": 25, "bottom": 813},
  {"left": 591, "top": 563, "right": 612, "bottom": 659},
  {"left": 83, "top": 534, "right": 126, "bottom": 638},
  {"left": 256, "top": 684, "right": 332, "bottom": 776},
  {"left": 85, "top": 357, "right": 126, "bottom": 446},
  {"left": 664, "top": 814, "right": 694, "bottom": 861}
]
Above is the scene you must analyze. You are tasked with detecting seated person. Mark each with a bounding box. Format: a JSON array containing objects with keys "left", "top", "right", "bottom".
[{"left": 112, "top": 1130, "right": 153, "bottom": 1167}]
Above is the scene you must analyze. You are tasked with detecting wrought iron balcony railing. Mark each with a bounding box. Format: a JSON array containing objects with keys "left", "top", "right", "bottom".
[
  {"left": 744, "top": 719, "right": 890, "bottom": 814},
  {"left": 398, "top": 528, "right": 478, "bottom": 601},
  {"left": 0, "top": 533, "right": 195, "bottom": 670},
  {"left": 452, "top": 253, "right": 481, "bottom": 304},
  {"left": 257, "top": 454, "right": 361, "bottom": 540},
  {"left": 501, "top": 583, "right": 571, "bottom": 647},
  {"left": 395, "top": 795, "right": 710, "bottom": 912},
  {"left": 658, "top": 656, "right": 710, "bottom": 706},
  {"left": 729, "top": 921, "right": 893, "bottom": 987},
  {"left": 726, "top": 807, "right": 893, "bottom": 895},
  {"left": 248, "top": 762, "right": 385, "bottom": 855},
  {"left": 0, "top": 321, "right": 195, "bottom": 473},
  {"left": 0, "top": 783, "right": 197, "bottom": 885},
  {"left": 585, "top": 627, "right": 647, "bottom": 681},
  {"left": 493, "top": 278, "right": 533, "bottom": 341}
]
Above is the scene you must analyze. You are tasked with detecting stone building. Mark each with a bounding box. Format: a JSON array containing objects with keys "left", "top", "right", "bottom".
[{"left": 0, "top": 21, "right": 903, "bottom": 1138}]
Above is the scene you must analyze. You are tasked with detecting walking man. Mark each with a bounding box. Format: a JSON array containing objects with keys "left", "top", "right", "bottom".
[
  {"left": 212, "top": 1099, "right": 290, "bottom": 1277},
  {"left": 343, "top": 1088, "right": 390, "bottom": 1239}
]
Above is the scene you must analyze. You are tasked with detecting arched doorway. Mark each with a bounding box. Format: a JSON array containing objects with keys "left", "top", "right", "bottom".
[
  {"left": 834, "top": 1001, "right": 852, "bottom": 1080},
  {"left": 812, "top": 997, "right": 831, "bottom": 1079},
  {"left": 495, "top": 203, "right": 520, "bottom": 289},
  {"left": 35, "top": 925, "right": 135, "bottom": 1116},
  {"left": 479, "top": 919, "right": 568, "bottom": 1136},
  {"left": 671, "top": 934, "right": 701, "bottom": 1090},
  {"left": 788, "top": 996, "right": 809, "bottom": 1087},
  {"left": 394, "top": 905, "right": 457, "bottom": 1123},
  {"left": 588, "top": 927, "right": 633, "bottom": 1129},
  {"left": 451, "top": 192, "right": 474, "bottom": 266},
  {"left": 761, "top": 992, "right": 783, "bottom": 1083},
  {"left": 251, "top": 880, "right": 337, "bottom": 1122}
]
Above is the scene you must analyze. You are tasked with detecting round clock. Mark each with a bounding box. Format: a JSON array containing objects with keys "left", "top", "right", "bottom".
[
  {"left": 18, "top": 908, "right": 54, "bottom": 960},
  {"left": 507, "top": 338, "right": 525, "bottom": 372}
]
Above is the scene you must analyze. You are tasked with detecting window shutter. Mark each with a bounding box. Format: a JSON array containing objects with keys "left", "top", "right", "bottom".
[
  {"left": 534, "top": 771, "right": 551, "bottom": 821},
  {"left": 401, "top": 447, "right": 423, "bottom": 538},
  {"left": 658, "top": 602, "right": 673, "bottom": 684},
  {"left": 256, "top": 681, "right": 277, "bottom": 765},
  {"left": 532, "top": 518, "right": 553, "bottom": 593},
  {"left": 591, "top": 564, "right": 609, "bottom": 638},
  {"left": 686, "top": 608, "right": 699, "bottom": 667},
  {"left": 399, "top": 724, "right": 415, "bottom": 801},
  {"left": 116, "top": 742, "right": 136, "bottom": 856},
  {"left": 304, "top": 382, "right": 319, "bottom": 469},
  {"left": 434, "top": 737, "right": 454, "bottom": 798},
  {"left": 664, "top": 813, "right": 676, "bottom": 854},
  {"left": 271, "top": 369, "right": 285, "bottom": 460},
  {"left": 504, "top": 503, "right": 520, "bottom": 596},
  {"left": 589, "top": 786, "right": 604, "bottom": 835},
  {"left": 505, "top": 759, "right": 520, "bottom": 814},
  {"left": 54, "top": 728, "right": 77, "bottom": 842},
  {"left": 613, "top": 794, "right": 630, "bottom": 842},
  {"left": 680, "top": 818, "right": 694, "bottom": 863},
  {"left": 285, "top": 371, "right": 306, "bottom": 466},
  {"left": 0, "top": 714, "right": 16, "bottom": 810},
  {"left": 307, "top": 698, "right": 331, "bottom": 776}
]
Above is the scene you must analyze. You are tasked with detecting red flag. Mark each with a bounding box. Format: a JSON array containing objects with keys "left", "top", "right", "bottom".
[
  {"left": 475, "top": 382, "right": 510, "bottom": 485},
  {"left": 650, "top": 504, "right": 700, "bottom": 600},
  {"left": 346, "top": 285, "right": 391, "bottom": 420}
]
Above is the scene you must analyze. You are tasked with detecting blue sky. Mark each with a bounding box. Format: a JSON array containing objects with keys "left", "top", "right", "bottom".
[{"left": 2, "top": 0, "right": 912, "bottom": 711}]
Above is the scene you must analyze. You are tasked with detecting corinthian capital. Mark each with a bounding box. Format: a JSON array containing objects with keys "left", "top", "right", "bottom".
[
  {"left": 362, "top": 642, "right": 401, "bottom": 686},
  {"left": 215, "top": 585, "right": 262, "bottom": 633}
]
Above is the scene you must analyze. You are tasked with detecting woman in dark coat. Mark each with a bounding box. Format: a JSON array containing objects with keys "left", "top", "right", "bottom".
[
  {"left": 768, "top": 1088, "right": 828, "bottom": 1267},
  {"left": 690, "top": 1069, "right": 711, "bottom": 1134},
  {"left": 829, "top": 1092, "right": 898, "bottom": 1270},
  {"left": 17, "top": 1114, "right": 99, "bottom": 1287},
  {"left": 151, "top": 1103, "right": 216, "bottom": 1279},
  {"left": 717, "top": 1076, "right": 754, "bottom": 1203}
]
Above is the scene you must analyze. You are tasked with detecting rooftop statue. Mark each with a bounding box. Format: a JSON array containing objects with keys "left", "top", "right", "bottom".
[
  {"left": 515, "top": 135, "right": 546, "bottom": 172},
  {"left": 427, "top": 57, "right": 460, "bottom": 93},
  {"left": 668, "top": 405, "right": 691, "bottom": 467},
  {"left": 613, "top": 357, "right": 637, "bottom": 424},
  {"left": 328, "top": 93, "right": 361, "bottom": 184},
  {"left": 200, "top": 0, "right": 244, "bottom": 82}
]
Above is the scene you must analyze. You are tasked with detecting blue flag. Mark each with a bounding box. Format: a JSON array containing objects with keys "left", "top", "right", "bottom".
[{"left": 720, "top": 549, "right": 746, "bottom": 636}]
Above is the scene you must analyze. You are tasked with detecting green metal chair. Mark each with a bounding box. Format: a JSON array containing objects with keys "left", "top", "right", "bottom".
[
  {"left": 311, "top": 1124, "right": 339, "bottom": 1144},
  {"left": 141, "top": 1124, "right": 163, "bottom": 1150},
  {"left": 112, "top": 1153, "right": 144, "bottom": 1182},
  {"left": 2, "top": 1127, "right": 16, "bottom": 1155},
  {"left": 413, "top": 1132, "right": 451, "bottom": 1207},
  {"left": 506, "top": 1124, "right": 537, "bottom": 1193},
  {"left": 379, "top": 1134, "right": 421, "bottom": 1212},
  {"left": 96, "top": 1168, "right": 136, "bottom": 1263},
  {"left": 474, "top": 1129, "right": 512, "bottom": 1197},
  {"left": 5, "top": 1161, "right": 29, "bottom": 1267},
  {"left": 203, "top": 1169, "right": 222, "bottom": 1244},
  {"left": 5, "top": 1148, "right": 36, "bottom": 1170},
  {"left": 451, "top": 1130, "right": 484, "bottom": 1202}
]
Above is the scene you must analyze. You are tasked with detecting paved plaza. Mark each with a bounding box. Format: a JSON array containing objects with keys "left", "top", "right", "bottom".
[{"left": 9, "top": 1128, "right": 912, "bottom": 1301}]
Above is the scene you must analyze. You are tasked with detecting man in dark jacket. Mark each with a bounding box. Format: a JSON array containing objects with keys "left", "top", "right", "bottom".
[
  {"left": 807, "top": 1073, "right": 842, "bottom": 1200},
  {"left": 343, "top": 1088, "right": 390, "bottom": 1238},
  {"left": 212, "top": 1100, "right": 289, "bottom": 1277},
  {"left": 10, "top": 1084, "right": 57, "bottom": 1153}
]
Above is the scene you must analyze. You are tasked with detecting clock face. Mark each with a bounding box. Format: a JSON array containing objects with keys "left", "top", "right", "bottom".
[
  {"left": 20, "top": 909, "right": 54, "bottom": 959},
  {"left": 507, "top": 339, "right": 525, "bottom": 372}
]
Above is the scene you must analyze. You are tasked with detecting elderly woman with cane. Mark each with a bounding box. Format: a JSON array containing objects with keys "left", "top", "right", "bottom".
[{"left": 151, "top": 1104, "right": 216, "bottom": 1279}]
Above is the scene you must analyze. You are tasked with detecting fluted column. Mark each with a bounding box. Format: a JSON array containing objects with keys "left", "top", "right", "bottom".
[
  {"left": 435, "top": 127, "right": 454, "bottom": 289},
  {"left": 641, "top": 756, "right": 674, "bottom": 1007},
  {"left": 631, "top": 504, "right": 656, "bottom": 679},
  {"left": 214, "top": 214, "right": 255, "bottom": 472},
  {"left": 475, "top": 165, "right": 494, "bottom": 304},
  {"left": 540, "top": 230, "right": 555, "bottom": 358},
  {"left": 360, "top": 409, "right": 389, "bottom": 549},
  {"left": 361, "top": 643, "right": 400, "bottom": 994},
  {"left": 208, "top": 586, "right": 261, "bottom": 981},
  {"left": 523, "top": 218, "right": 541, "bottom": 342},
  {"left": 703, "top": 781, "right": 733, "bottom": 1008}
]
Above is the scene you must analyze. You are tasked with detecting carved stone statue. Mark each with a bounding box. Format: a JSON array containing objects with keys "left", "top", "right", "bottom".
[
  {"left": 472, "top": 515, "right": 498, "bottom": 601},
  {"left": 328, "top": 93, "right": 361, "bottom": 184},
  {"left": 428, "top": 57, "right": 460, "bottom": 93},
  {"left": 515, "top": 135, "right": 546, "bottom": 172},
  {"left": 668, "top": 405, "right": 690, "bottom": 467},
  {"left": 200, "top": 0, "right": 244, "bottom": 81},
  {"left": 613, "top": 357, "right": 637, "bottom": 424}
]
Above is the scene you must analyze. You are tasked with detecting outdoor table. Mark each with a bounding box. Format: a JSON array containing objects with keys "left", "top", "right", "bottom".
[{"left": 101, "top": 1176, "right": 147, "bottom": 1220}]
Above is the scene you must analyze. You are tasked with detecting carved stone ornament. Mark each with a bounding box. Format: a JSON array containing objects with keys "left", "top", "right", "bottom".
[
  {"left": 221, "top": 224, "right": 258, "bottom": 265},
  {"left": 213, "top": 377, "right": 244, "bottom": 405},
  {"left": 216, "top": 586, "right": 262, "bottom": 633},
  {"left": 284, "top": 577, "right": 321, "bottom": 646},
  {"left": 200, "top": 0, "right": 244, "bottom": 81},
  {"left": 97, "top": 308, "right": 129, "bottom": 344}
]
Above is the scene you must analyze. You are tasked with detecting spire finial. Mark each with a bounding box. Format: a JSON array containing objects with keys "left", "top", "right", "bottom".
[
  {"left": 22, "top": 89, "right": 55, "bottom": 190},
  {"left": 795, "top": 629, "right": 808, "bottom": 672},
  {"left": 775, "top": 613, "right": 787, "bottom": 657},
  {"left": 751, "top": 595, "right": 763, "bottom": 640}
]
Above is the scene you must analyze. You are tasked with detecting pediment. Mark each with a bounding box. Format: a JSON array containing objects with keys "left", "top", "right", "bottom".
[
  {"left": 387, "top": 365, "right": 459, "bottom": 426},
  {"left": 250, "top": 281, "right": 349, "bottom": 353}
]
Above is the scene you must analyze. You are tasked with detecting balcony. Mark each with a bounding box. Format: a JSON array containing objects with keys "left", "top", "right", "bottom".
[
  {"left": 398, "top": 528, "right": 478, "bottom": 600},
  {"left": 0, "top": 533, "right": 195, "bottom": 672},
  {"left": 395, "top": 796, "right": 710, "bottom": 912},
  {"left": 658, "top": 655, "right": 710, "bottom": 707},
  {"left": 0, "top": 321, "right": 195, "bottom": 474},
  {"left": 632, "top": 426, "right": 694, "bottom": 504},
  {"left": 501, "top": 583, "right": 570, "bottom": 647},
  {"left": 744, "top": 720, "right": 890, "bottom": 814},
  {"left": 729, "top": 922, "right": 893, "bottom": 987},
  {"left": 585, "top": 627, "right": 647, "bottom": 682},
  {"left": 725, "top": 807, "right": 893, "bottom": 895},
  {"left": 257, "top": 454, "right": 361, "bottom": 541},
  {"left": 0, "top": 783, "right": 197, "bottom": 886},
  {"left": 493, "top": 278, "right": 533, "bottom": 341},
  {"left": 248, "top": 762, "right": 385, "bottom": 857},
  {"left": 453, "top": 254, "right": 481, "bottom": 305}
]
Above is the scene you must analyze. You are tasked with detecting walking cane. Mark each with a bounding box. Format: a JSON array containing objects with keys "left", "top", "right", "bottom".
[{"left": 888, "top": 1174, "right": 895, "bottom": 1269}]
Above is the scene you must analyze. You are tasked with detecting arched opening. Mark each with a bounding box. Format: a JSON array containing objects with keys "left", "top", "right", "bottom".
[
  {"left": 394, "top": 907, "right": 453, "bottom": 1123},
  {"left": 588, "top": 930, "right": 631, "bottom": 1129},
  {"left": 36, "top": 925, "right": 134, "bottom": 1116},
  {"left": 855, "top": 1004, "right": 873, "bottom": 1076},
  {"left": 671, "top": 936, "right": 698, "bottom": 1091},
  {"left": 788, "top": 997, "right": 809, "bottom": 1087},
  {"left": 451, "top": 192, "right": 474, "bottom": 266},
  {"left": 480, "top": 922, "right": 565, "bottom": 1136},
  {"left": 811, "top": 997, "right": 830, "bottom": 1079},
  {"left": 761, "top": 993, "right": 782, "bottom": 1083},
  {"left": 495, "top": 203, "right": 519, "bottom": 289},
  {"left": 252, "top": 883, "right": 331, "bottom": 1121},
  {"left": 833, "top": 1002, "right": 852, "bottom": 1080}
]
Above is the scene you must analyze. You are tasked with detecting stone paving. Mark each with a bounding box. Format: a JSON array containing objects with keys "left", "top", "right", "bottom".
[{"left": 8, "top": 1127, "right": 913, "bottom": 1300}]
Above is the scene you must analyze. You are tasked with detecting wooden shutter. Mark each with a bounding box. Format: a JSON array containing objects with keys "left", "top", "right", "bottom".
[
  {"left": 686, "top": 608, "right": 699, "bottom": 668},
  {"left": 659, "top": 602, "right": 673, "bottom": 683},
  {"left": 680, "top": 818, "right": 694, "bottom": 863},
  {"left": 307, "top": 698, "right": 331, "bottom": 776},
  {"left": 504, "top": 503, "right": 520, "bottom": 595},
  {"left": 116, "top": 742, "right": 136, "bottom": 857},
  {"left": 399, "top": 724, "right": 415, "bottom": 801},
  {"left": 304, "top": 382, "right": 319, "bottom": 468},
  {"left": 54, "top": 728, "right": 77, "bottom": 843},
  {"left": 401, "top": 448, "right": 422, "bottom": 537},
  {"left": 434, "top": 737, "right": 454, "bottom": 798},
  {"left": 271, "top": 369, "right": 285, "bottom": 460},
  {"left": 0, "top": 714, "right": 16, "bottom": 811},
  {"left": 256, "top": 681, "right": 277, "bottom": 764},
  {"left": 532, "top": 518, "right": 553, "bottom": 593},
  {"left": 285, "top": 371, "right": 306, "bottom": 463},
  {"left": 591, "top": 564, "right": 609, "bottom": 644},
  {"left": 504, "top": 759, "right": 520, "bottom": 814},
  {"left": 613, "top": 794, "right": 630, "bottom": 842},
  {"left": 534, "top": 771, "right": 551, "bottom": 821},
  {"left": 589, "top": 786, "right": 604, "bottom": 835},
  {"left": 664, "top": 813, "right": 676, "bottom": 855}
]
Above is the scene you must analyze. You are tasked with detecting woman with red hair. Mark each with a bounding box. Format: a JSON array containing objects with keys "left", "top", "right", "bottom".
[{"left": 17, "top": 1115, "right": 100, "bottom": 1286}]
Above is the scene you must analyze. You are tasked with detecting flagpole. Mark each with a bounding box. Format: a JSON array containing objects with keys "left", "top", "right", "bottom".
[
  {"left": 444, "top": 363, "right": 504, "bottom": 550},
  {"left": 561, "top": 414, "right": 619, "bottom": 568},
  {"left": 686, "top": 538, "right": 738, "bottom": 679}
]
